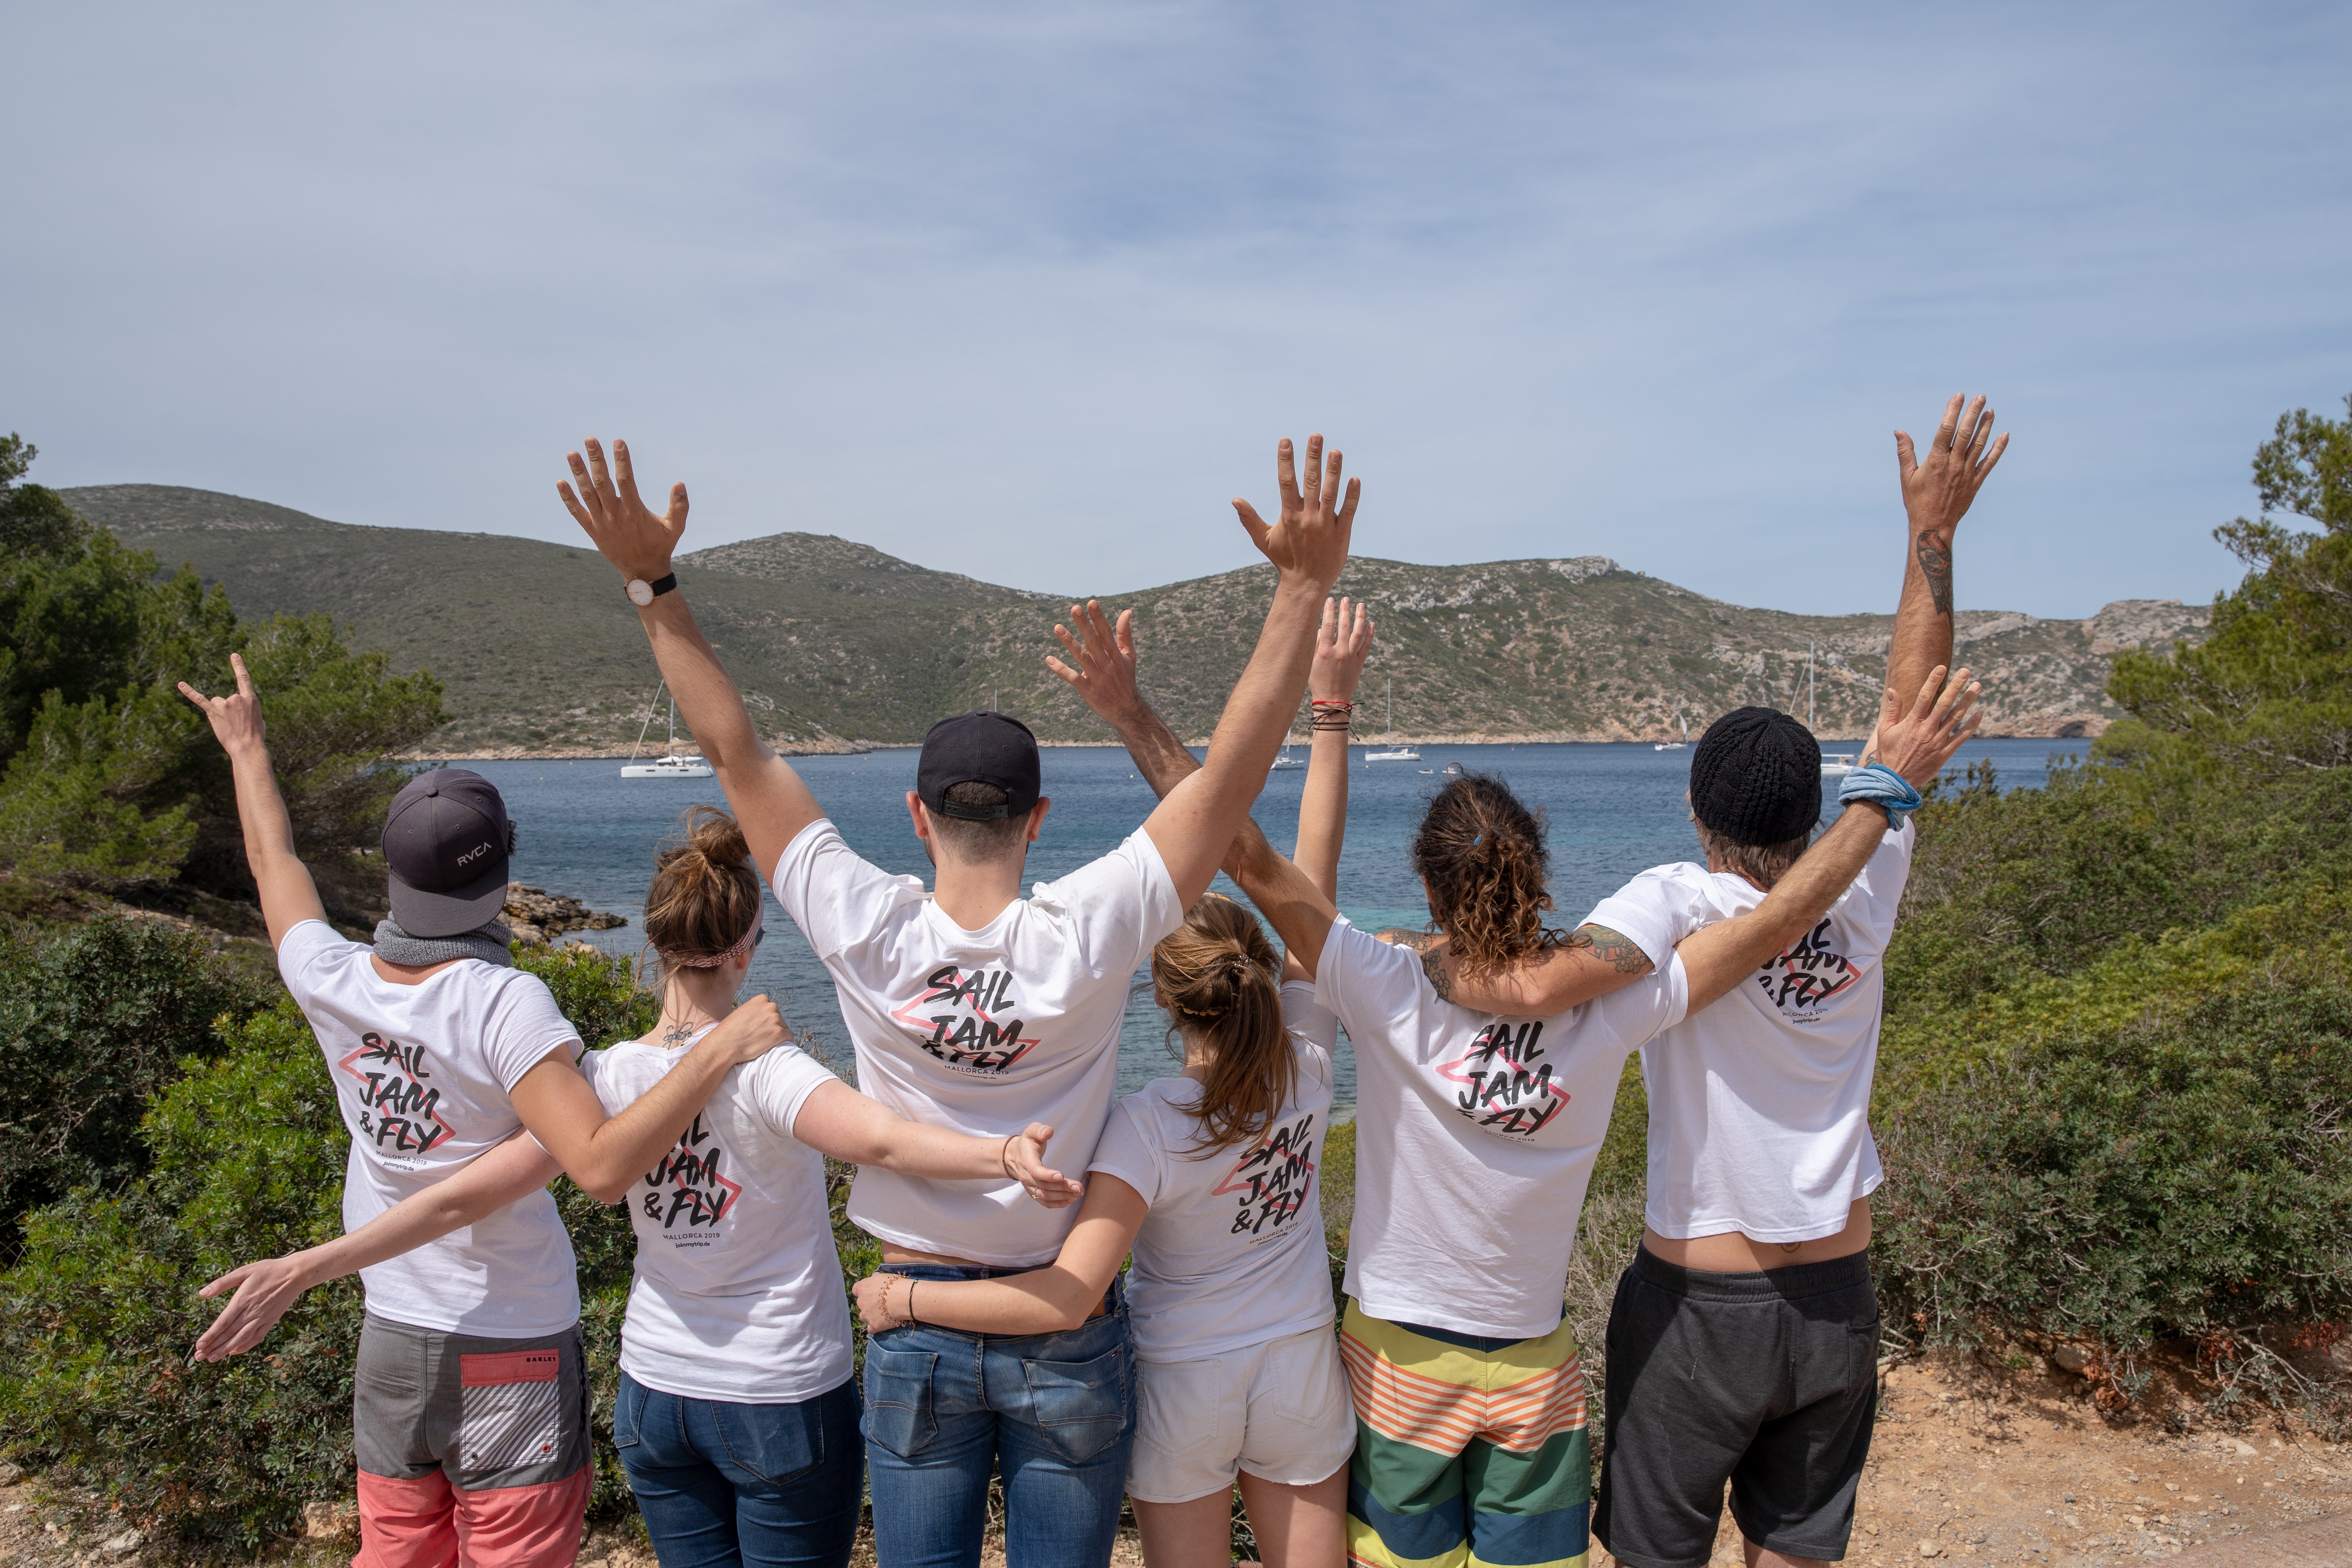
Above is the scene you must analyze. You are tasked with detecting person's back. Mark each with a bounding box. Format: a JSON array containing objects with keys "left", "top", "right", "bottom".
[{"left": 554, "top": 427, "right": 1361, "bottom": 1568}]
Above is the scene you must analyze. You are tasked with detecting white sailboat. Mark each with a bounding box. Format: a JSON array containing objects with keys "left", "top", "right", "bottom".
[
  {"left": 1362, "top": 678, "right": 1420, "bottom": 763},
  {"left": 1654, "top": 709, "right": 1689, "bottom": 751},
  {"left": 621, "top": 686, "right": 715, "bottom": 779},
  {"left": 1803, "top": 639, "right": 1861, "bottom": 777},
  {"left": 1270, "top": 742, "right": 1304, "bottom": 771}
]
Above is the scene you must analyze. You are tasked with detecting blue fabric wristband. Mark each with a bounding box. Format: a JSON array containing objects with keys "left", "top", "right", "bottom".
[{"left": 1837, "top": 761, "right": 1924, "bottom": 824}]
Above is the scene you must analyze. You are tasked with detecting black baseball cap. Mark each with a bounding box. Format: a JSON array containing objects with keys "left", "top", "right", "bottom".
[
  {"left": 916, "top": 712, "right": 1042, "bottom": 820},
  {"left": 381, "top": 769, "right": 516, "bottom": 938}
]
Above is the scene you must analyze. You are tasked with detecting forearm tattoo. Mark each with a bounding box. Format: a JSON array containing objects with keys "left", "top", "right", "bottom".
[
  {"left": 1915, "top": 530, "right": 1954, "bottom": 616},
  {"left": 1565, "top": 924, "right": 1650, "bottom": 974}
]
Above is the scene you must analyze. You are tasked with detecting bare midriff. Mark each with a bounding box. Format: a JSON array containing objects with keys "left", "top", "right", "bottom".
[
  {"left": 878, "top": 1243, "right": 998, "bottom": 1269},
  {"left": 1640, "top": 1198, "right": 1871, "bottom": 1274}
]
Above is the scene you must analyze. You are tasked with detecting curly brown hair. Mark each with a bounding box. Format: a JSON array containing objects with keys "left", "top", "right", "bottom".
[
  {"left": 1151, "top": 894, "right": 1295, "bottom": 1155},
  {"left": 1411, "top": 773, "right": 1557, "bottom": 978}
]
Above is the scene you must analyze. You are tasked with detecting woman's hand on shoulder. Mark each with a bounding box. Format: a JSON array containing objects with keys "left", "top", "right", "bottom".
[
  {"left": 704, "top": 995, "right": 791, "bottom": 1065},
  {"left": 1008, "top": 1122, "right": 1084, "bottom": 1208}
]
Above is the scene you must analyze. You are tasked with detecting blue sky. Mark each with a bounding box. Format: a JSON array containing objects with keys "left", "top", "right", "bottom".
[{"left": 4, "top": 2, "right": 2347, "bottom": 618}]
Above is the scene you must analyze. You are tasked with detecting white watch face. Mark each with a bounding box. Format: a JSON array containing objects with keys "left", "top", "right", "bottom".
[{"left": 626, "top": 578, "right": 655, "bottom": 607}]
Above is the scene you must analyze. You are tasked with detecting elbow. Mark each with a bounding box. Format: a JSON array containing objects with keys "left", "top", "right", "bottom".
[
  {"left": 1049, "top": 1303, "right": 1091, "bottom": 1334},
  {"left": 580, "top": 1170, "right": 632, "bottom": 1205}
]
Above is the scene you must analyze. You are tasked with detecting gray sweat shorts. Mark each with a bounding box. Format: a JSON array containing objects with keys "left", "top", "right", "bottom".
[{"left": 1591, "top": 1246, "right": 1880, "bottom": 1568}]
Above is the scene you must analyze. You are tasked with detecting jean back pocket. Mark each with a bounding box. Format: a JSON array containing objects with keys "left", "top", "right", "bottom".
[
  {"left": 1021, "top": 1344, "right": 1131, "bottom": 1465},
  {"left": 863, "top": 1344, "right": 940, "bottom": 1459}
]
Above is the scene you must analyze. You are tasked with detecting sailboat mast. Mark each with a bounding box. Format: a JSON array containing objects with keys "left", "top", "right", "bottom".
[{"left": 1808, "top": 640, "right": 1816, "bottom": 730}]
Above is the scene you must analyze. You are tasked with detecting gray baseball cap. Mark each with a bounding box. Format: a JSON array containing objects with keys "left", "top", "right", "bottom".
[{"left": 381, "top": 769, "right": 515, "bottom": 938}]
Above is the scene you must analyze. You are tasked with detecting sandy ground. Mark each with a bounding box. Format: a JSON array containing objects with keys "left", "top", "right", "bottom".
[{"left": 2, "top": 1354, "right": 2343, "bottom": 1566}]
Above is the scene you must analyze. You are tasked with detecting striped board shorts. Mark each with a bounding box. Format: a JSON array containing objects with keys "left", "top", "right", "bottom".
[{"left": 1338, "top": 1300, "right": 1592, "bottom": 1568}]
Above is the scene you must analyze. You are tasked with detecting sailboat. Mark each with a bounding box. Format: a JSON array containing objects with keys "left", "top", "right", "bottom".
[
  {"left": 1654, "top": 709, "right": 1689, "bottom": 751},
  {"left": 621, "top": 684, "right": 715, "bottom": 779},
  {"left": 1269, "top": 742, "right": 1304, "bottom": 771},
  {"left": 1362, "top": 679, "right": 1420, "bottom": 763},
  {"left": 1808, "top": 639, "right": 1858, "bottom": 777}
]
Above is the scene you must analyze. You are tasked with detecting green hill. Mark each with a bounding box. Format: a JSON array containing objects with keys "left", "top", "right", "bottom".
[{"left": 65, "top": 484, "right": 2209, "bottom": 752}]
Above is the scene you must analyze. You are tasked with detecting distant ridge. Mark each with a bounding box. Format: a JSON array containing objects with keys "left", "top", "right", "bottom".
[{"left": 67, "top": 484, "right": 2211, "bottom": 753}]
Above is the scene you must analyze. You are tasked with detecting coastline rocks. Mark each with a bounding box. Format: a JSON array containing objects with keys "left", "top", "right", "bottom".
[{"left": 504, "top": 884, "right": 626, "bottom": 947}]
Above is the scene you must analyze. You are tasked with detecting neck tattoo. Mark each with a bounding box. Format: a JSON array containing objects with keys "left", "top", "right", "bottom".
[{"left": 662, "top": 1017, "right": 700, "bottom": 1048}]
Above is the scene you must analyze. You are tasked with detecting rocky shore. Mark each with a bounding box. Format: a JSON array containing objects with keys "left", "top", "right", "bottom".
[{"left": 502, "top": 884, "right": 627, "bottom": 947}]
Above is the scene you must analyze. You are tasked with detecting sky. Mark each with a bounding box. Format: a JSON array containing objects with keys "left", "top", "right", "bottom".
[{"left": 4, "top": 2, "right": 2348, "bottom": 619}]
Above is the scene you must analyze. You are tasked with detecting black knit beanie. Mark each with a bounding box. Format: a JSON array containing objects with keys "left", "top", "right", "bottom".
[{"left": 1689, "top": 706, "right": 1822, "bottom": 846}]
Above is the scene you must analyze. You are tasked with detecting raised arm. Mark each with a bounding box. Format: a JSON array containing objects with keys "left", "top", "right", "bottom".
[
  {"left": 507, "top": 994, "right": 793, "bottom": 1203},
  {"left": 177, "top": 654, "right": 328, "bottom": 950},
  {"left": 1889, "top": 394, "right": 2006, "bottom": 710},
  {"left": 192, "top": 1131, "right": 561, "bottom": 1361},
  {"left": 1129, "top": 436, "right": 1357, "bottom": 907},
  {"left": 557, "top": 438, "right": 824, "bottom": 880},
  {"left": 1675, "top": 664, "right": 1980, "bottom": 1009},
  {"left": 1047, "top": 595, "right": 1345, "bottom": 975},
  {"left": 851, "top": 1175, "right": 1147, "bottom": 1338},
  {"left": 1296, "top": 598, "right": 1370, "bottom": 900},
  {"left": 789, "top": 1081, "right": 1083, "bottom": 1207}
]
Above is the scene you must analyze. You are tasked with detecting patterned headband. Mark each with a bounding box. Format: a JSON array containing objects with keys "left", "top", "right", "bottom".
[{"left": 666, "top": 923, "right": 759, "bottom": 969}]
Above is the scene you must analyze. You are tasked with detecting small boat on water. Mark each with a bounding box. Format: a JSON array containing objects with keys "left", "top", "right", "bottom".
[
  {"left": 1820, "top": 753, "right": 1859, "bottom": 779},
  {"left": 1655, "top": 708, "right": 1690, "bottom": 751},
  {"left": 621, "top": 686, "right": 715, "bottom": 779},
  {"left": 1270, "top": 744, "right": 1304, "bottom": 771},
  {"left": 1441, "top": 761, "right": 1464, "bottom": 776},
  {"left": 1363, "top": 679, "right": 1421, "bottom": 763}
]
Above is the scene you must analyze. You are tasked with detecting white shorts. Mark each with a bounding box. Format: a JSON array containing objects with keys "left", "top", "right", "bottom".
[{"left": 1127, "top": 1324, "right": 1357, "bottom": 1505}]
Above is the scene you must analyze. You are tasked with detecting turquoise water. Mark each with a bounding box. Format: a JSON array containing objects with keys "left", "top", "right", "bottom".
[{"left": 474, "top": 737, "right": 2089, "bottom": 1110}]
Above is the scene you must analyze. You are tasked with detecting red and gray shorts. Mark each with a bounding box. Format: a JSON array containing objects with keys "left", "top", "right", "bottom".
[{"left": 352, "top": 1314, "right": 592, "bottom": 1568}]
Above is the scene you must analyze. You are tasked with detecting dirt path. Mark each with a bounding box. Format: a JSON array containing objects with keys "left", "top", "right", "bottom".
[{"left": 1593, "top": 1354, "right": 2350, "bottom": 1566}]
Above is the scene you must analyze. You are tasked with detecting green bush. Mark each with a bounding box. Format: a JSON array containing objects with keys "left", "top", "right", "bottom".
[
  {"left": 0, "top": 945, "right": 662, "bottom": 1551},
  {"left": 1872, "top": 980, "right": 2352, "bottom": 1409},
  {"left": 0, "top": 916, "right": 266, "bottom": 1250}
]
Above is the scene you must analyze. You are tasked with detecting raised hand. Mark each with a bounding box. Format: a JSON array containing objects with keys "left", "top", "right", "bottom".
[
  {"left": 1006, "top": 1122, "right": 1084, "bottom": 1208},
  {"left": 1233, "top": 435, "right": 1357, "bottom": 592},
  {"left": 1896, "top": 395, "right": 2007, "bottom": 613},
  {"left": 1309, "top": 596, "right": 1374, "bottom": 703},
  {"left": 706, "top": 995, "right": 792, "bottom": 1066},
  {"left": 176, "top": 652, "right": 267, "bottom": 757},
  {"left": 1865, "top": 664, "right": 1983, "bottom": 790},
  {"left": 557, "top": 437, "right": 688, "bottom": 584},
  {"left": 1046, "top": 601, "right": 1144, "bottom": 728}
]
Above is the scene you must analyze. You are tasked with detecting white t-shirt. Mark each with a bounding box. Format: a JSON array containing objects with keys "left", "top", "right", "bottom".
[
  {"left": 1314, "top": 916, "right": 1689, "bottom": 1341},
  {"left": 771, "top": 819, "right": 1186, "bottom": 1266},
  {"left": 577, "top": 1036, "right": 852, "bottom": 1403},
  {"left": 1587, "top": 817, "right": 1915, "bottom": 1245},
  {"left": 277, "top": 919, "right": 581, "bottom": 1337},
  {"left": 1089, "top": 982, "right": 1339, "bottom": 1362}
]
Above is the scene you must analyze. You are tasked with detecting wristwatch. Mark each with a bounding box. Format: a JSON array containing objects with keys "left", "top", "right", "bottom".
[{"left": 624, "top": 573, "right": 677, "bottom": 608}]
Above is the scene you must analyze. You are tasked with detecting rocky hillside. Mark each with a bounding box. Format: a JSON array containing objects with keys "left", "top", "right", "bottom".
[{"left": 69, "top": 485, "right": 2210, "bottom": 750}]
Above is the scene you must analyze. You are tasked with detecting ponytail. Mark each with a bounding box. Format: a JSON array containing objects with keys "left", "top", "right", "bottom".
[
  {"left": 642, "top": 805, "right": 763, "bottom": 983},
  {"left": 1151, "top": 894, "right": 1294, "bottom": 1154},
  {"left": 1411, "top": 773, "right": 1557, "bottom": 978}
]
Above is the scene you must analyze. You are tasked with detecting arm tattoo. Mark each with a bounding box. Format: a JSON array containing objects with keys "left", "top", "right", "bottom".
[
  {"left": 1565, "top": 924, "right": 1651, "bottom": 975},
  {"left": 1915, "top": 530, "right": 1954, "bottom": 616},
  {"left": 1420, "top": 946, "right": 1454, "bottom": 1002},
  {"left": 1374, "top": 927, "right": 1441, "bottom": 952}
]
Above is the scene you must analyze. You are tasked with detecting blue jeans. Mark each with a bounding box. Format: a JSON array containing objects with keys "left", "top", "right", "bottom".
[
  {"left": 862, "top": 1266, "right": 1136, "bottom": 1568},
  {"left": 613, "top": 1370, "right": 864, "bottom": 1568}
]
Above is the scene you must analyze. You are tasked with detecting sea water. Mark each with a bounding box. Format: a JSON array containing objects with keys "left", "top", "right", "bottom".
[{"left": 474, "top": 737, "right": 2087, "bottom": 1112}]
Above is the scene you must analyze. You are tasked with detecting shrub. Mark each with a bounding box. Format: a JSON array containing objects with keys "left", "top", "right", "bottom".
[
  {"left": 0, "top": 916, "right": 266, "bottom": 1251},
  {"left": 0, "top": 946, "right": 661, "bottom": 1551},
  {"left": 1872, "top": 980, "right": 2352, "bottom": 1414}
]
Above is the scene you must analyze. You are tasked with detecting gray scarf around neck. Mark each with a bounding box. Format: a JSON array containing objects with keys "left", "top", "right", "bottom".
[{"left": 373, "top": 916, "right": 515, "bottom": 969}]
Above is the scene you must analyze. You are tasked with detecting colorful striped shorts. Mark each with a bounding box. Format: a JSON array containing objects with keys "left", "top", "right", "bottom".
[{"left": 1338, "top": 1301, "right": 1592, "bottom": 1568}]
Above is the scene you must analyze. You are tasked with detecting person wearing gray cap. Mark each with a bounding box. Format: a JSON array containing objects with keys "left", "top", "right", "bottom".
[
  {"left": 177, "top": 653, "right": 800, "bottom": 1568},
  {"left": 1436, "top": 396, "right": 2007, "bottom": 1568},
  {"left": 557, "top": 430, "right": 1356, "bottom": 1568}
]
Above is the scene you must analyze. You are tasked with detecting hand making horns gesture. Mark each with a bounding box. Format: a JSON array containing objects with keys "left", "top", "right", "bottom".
[
  {"left": 557, "top": 437, "right": 688, "bottom": 585},
  {"left": 1234, "top": 434, "right": 1358, "bottom": 590}
]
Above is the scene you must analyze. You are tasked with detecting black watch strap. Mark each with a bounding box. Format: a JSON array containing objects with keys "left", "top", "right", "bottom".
[{"left": 648, "top": 572, "right": 677, "bottom": 598}]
